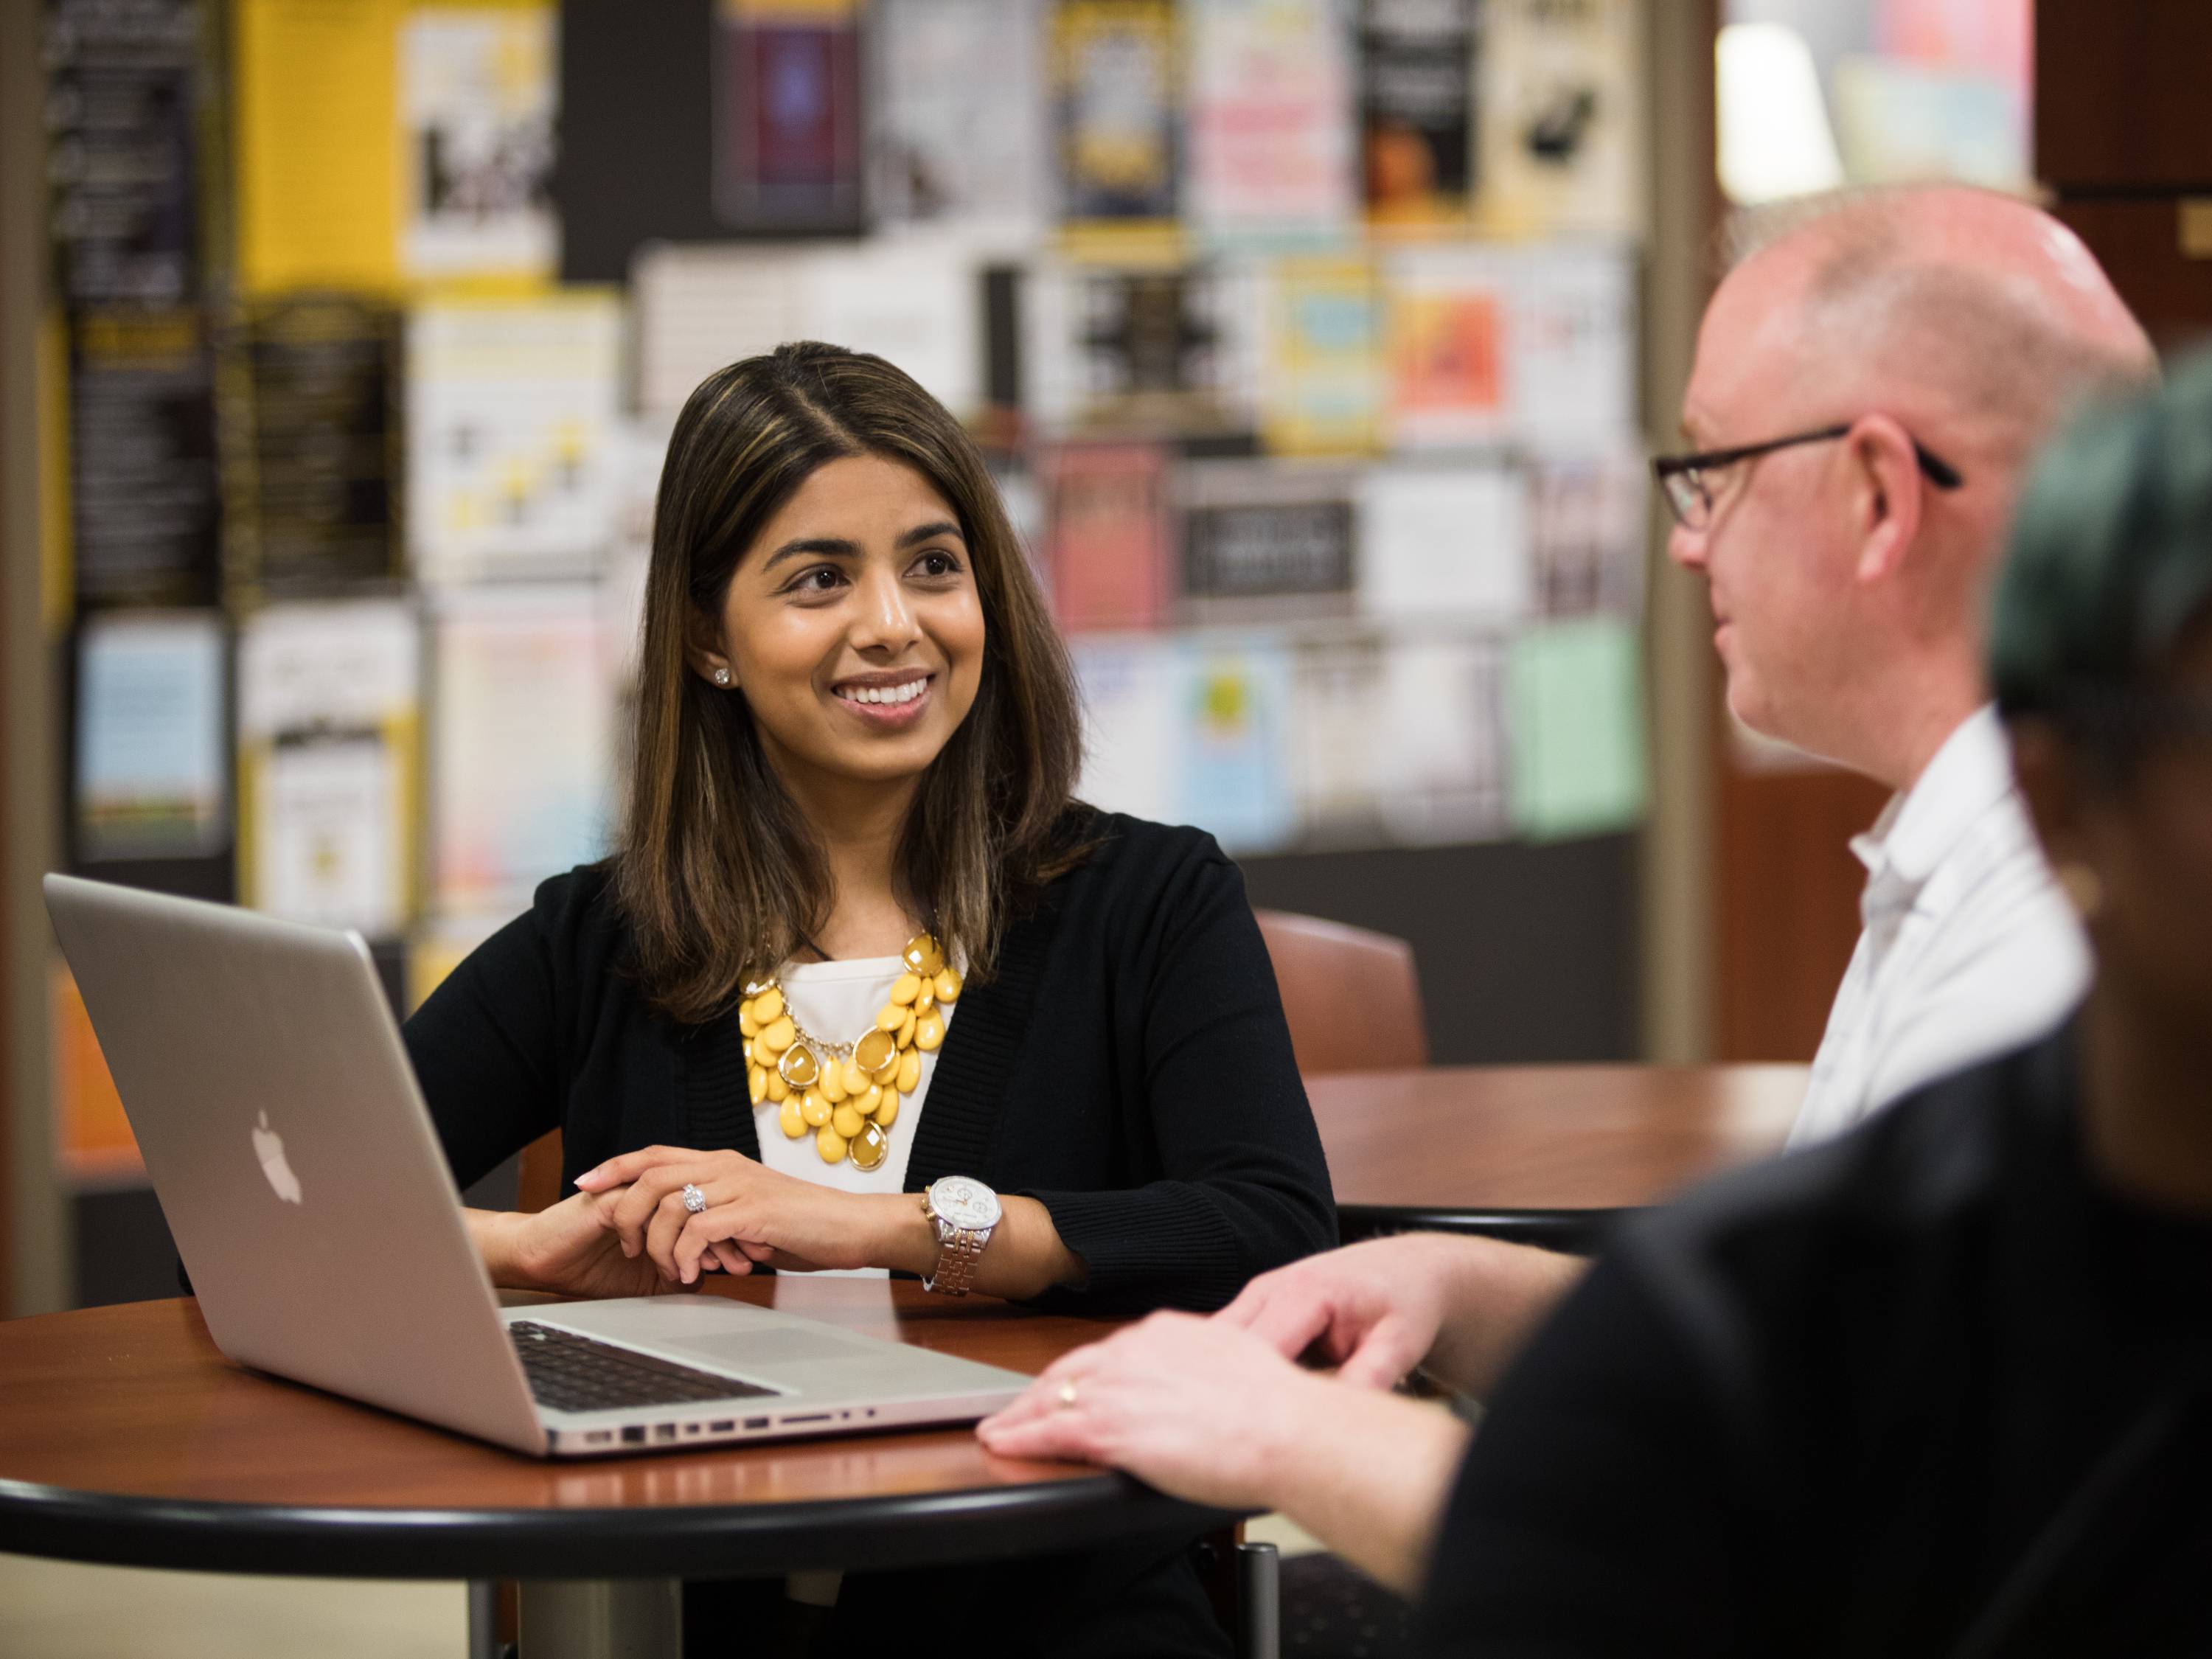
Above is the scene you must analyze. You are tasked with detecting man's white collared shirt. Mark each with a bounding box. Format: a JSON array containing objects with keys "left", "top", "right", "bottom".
[{"left": 1790, "top": 706, "right": 2092, "bottom": 1147}]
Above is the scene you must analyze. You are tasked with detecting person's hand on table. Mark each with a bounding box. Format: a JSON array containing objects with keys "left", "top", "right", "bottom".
[
  {"left": 575, "top": 1146, "right": 894, "bottom": 1284},
  {"left": 1215, "top": 1233, "right": 1474, "bottom": 1387},
  {"left": 477, "top": 1189, "right": 691, "bottom": 1299},
  {"left": 976, "top": 1312, "right": 1332, "bottom": 1512}
]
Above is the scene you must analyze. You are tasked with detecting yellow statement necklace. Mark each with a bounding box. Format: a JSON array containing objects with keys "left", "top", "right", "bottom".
[{"left": 741, "top": 932, "right": 962, "bottom": 1170}]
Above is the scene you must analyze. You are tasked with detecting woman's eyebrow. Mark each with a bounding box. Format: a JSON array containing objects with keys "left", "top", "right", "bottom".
[{"left": 896, "top": 520, "right": 964, "bottom": 549}]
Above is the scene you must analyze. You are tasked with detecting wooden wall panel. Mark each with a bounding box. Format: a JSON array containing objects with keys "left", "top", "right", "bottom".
[
  {"left": 2053, "top": 198, "right": 2212, "bottom": 356},
  {"left": 2036, "top": 2, "right": 2212, "bottom": 190},
  {"left": 1714, "top": 754, "right": 1887, "bottom": 1063}
]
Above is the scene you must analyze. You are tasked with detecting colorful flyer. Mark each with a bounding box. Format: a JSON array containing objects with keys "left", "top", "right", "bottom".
[
  {"left": 1357, "top": 0, "right": 1480, "bottom": 223},
  {"left": 1260, "top": 254, "right": 1382, "bottom": 456},
  {"left": 1175, "top": 633, "right": 1298, "bottom": 852},
  {"left": 1040, "top": 442, "right": 1174, "bottom": 632},
  {"left": 1382, "top": 246, "right": 1512, "bottom": 449},
  {"left": 74, "top": 611, "right": 229, "bottom": 863},
  {"left": 400, "top": 3, "right": 559, "bottom": 280},
  {"left": 1053, "top": 0, "right": 1183, "bottom": 241},
  {"left": 1185, "top": 0, "right": 1357, "bottom": 246},
  {"left": 429, "top": 585, "right": 617, "bottom": 917},
  {"left": 712, "top": 0, "right": 865, "bottom": 232}
]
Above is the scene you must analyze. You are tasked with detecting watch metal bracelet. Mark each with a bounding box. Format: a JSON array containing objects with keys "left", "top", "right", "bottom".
[{"left": 925, "top": 1225, "right": 987, "bottom": 1296}]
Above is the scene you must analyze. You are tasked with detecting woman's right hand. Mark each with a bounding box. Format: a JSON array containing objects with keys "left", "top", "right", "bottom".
[{"left": 468, "top": 1191, "right": 700, "bottom": 1300}]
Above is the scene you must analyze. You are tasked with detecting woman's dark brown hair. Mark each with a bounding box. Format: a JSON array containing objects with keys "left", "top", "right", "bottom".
[{"left": 614, "top": 342, "right": 1086, "bottom": 1024}]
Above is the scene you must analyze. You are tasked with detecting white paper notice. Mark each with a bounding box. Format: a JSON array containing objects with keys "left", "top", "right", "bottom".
[
  {"left": 869, "top": 0, "right": 1048, "bottom": 244},
  {"left": 1374, "top": 636, "right": 1506, "bottom": 844},
  {"left": 1509, "top": 245, "right": 1637, "bottom": 448},
  {"left": 406, "top": 291, "right": 624, "bottom": 585},
  {"left": 237, "top": 599, "right": 421, "bottom": 936},
  {"left": 634, "top": 240, "right": 982, "bottom": 421},
  {"left": 1071, "top": 633, "right": 1176, "bottom": 825},
  {"left": 1357, "top": 464, "right": 1531, "bottom": 622},
  {"left": 430, "top": 585, "right": 616, "bottom": 917},
  {"left": 257, "top": 734, "right": 401, "bottom": 931}
]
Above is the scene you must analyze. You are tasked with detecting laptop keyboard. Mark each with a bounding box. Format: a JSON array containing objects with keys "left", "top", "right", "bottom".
[{"left": 509, "top": 1321, "right": 781, "bottom": 1414}]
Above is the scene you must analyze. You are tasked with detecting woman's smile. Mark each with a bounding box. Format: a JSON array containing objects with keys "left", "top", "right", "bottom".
[{"left": 831, "top": 669, "right": 936, "bottom": 728}]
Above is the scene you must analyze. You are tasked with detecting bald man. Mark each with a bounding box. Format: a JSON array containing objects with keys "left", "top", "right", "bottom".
[
  {"left": 978, "top": 188, "right": 2159, "bottom": 1639},
  {"left": 1676, "top": 187, "right": 2151, "bottom": 1143}
]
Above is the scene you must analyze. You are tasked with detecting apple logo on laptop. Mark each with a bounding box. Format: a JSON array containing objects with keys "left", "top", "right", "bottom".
[{"left": 253, "top": 1111, "right": 303, "bottom": 1205}]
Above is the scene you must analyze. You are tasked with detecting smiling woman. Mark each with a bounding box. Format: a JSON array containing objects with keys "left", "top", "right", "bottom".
[{"left": 397, "top": 343, "right": 1335, "bottom": 1657}]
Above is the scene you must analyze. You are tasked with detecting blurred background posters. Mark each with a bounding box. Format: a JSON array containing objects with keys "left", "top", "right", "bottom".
[
  {"left": 428, "top": 585, "right": 616, "bottom": 919},
  {"left": 237, "top": 599, "right": 420, "bottom": 938},
  {"left": 713, "top": 0, "right": 864, "bottom": 231},
  {"left": 1186, "top": 0, "right": 1357, "bottom": 246},
  {"left": 406, "top": 292, "right": 622, "bottom": 585},
  {"left": 870, "top": 0, "right": 1047, "bottom": 243},
  {"left": 1358, "top": 0, "right": 1479, "bottom": 223},
  {"left": 73, "top": 612, "right": 229, "bottom": 864},
  {"left": 400, "top": 2, "right": 558, "bottom": 280}
]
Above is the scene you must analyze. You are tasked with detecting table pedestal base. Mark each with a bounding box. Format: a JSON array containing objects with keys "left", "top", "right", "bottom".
[{"left": 518, "top": 1578, "right": 682, "bottom": 1659}]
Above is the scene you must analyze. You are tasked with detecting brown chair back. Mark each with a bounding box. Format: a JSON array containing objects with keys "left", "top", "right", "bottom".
[
  {"left": 1253, "top": 908, "right": 1428, "bottom": 1075},
  {"left": 516, "top": 1128, "right": 565, "bottom": 1214},
  {"left": 511, "top": 907, "right": 1426, "bottom": 1213}
]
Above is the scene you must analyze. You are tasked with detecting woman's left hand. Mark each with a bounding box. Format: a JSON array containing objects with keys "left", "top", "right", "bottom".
[{"left": 574, "top": 1147, "right": 889, "bottom": 1284}]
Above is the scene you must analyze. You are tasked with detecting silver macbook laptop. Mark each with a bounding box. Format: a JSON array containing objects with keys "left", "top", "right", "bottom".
[{"left": 44, "top": 874, "right": 1029, "bottom": 1458}]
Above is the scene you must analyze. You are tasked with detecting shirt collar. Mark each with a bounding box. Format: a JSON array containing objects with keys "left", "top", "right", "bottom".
[{"left": 1849, "top": 706, "right": 2019, "bottom": 892}]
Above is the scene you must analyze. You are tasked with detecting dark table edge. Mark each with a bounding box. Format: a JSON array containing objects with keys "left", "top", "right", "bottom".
[
  {"left": 1335, "top": 1205, "right": 1635, "bottom": 1257},
  {"left": 0, "top": 1474, "right": 1241, "bottom": 1581}
]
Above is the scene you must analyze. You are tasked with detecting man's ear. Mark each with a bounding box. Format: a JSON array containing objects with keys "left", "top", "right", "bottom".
[{"left": 1847, "top": 414, "right": 1927, "bottom": 586}]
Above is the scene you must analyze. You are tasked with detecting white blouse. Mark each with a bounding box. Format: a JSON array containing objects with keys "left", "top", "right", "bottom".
[{"left": 751, "top": 954, "right": 954, "bottom": 1276}]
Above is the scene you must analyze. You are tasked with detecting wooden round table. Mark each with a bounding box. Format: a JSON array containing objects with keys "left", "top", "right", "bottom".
[
  {"left": 0, "top": 1276, "right": 1228, "bottom": 1658},
  {"left": 1310, "top": 1063, "right": 1807, "bottom": 1251}
]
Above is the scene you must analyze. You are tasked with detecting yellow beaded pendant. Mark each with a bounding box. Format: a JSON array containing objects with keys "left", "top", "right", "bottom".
[{"left": 741, "top": 933, "right": 959, "bottom": 1169}]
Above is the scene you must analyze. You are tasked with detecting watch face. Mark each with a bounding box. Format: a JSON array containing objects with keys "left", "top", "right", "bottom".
[{"left": 931, "top": 1175, "right": 1001, "bottom": 1231}]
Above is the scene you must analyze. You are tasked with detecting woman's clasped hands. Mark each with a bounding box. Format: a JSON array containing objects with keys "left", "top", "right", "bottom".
[{"left": 574, "top": 1146, "right": 897, "bottom": 1284}]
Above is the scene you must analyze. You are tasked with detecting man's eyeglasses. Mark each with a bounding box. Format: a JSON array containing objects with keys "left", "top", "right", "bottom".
[{"left": 1651, "top": 424, "right": 1964, "bottom": 532}]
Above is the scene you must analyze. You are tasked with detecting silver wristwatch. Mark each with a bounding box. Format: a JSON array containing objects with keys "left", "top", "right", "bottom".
[{"left": 921, "top": 1175, "right": 1001, "bottom": 1296}]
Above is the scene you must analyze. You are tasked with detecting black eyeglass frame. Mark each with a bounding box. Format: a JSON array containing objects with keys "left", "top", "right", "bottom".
[{"left": 1651, "top": 423, "right": 1964, "bottom": 529}]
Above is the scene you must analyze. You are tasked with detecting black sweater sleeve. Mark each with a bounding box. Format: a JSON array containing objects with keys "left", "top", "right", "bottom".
[
  {"left": 1020, "top": 835, "right": 1338, "bottom": 1313},
  {"left": 1411, "top": 1249, "right": 1748, "bottom": 1659},
  {"left": 400, "top": 880, "right": 576, "bottom": 1192}
]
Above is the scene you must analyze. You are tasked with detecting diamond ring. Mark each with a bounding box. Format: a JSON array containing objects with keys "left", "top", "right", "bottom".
[
  {"left": 681, "top": 1182, "right": 708, "bottom": 1215},
  {"left": 1056, "top": 1379, "right": 1079, "bottom": 1410}
]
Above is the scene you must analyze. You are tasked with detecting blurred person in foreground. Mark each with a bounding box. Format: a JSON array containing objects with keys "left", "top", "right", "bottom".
[{"left": 985, "top": 347, "right": 2212, "bottom": 1655}]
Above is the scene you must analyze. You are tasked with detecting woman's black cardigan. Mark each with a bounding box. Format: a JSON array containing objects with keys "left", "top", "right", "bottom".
[{"left": 403, "top": 810, "right": 1337, "bottom": 1316}]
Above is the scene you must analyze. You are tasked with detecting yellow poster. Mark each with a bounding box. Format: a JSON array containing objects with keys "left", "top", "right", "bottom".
[
  {"left": 235, "top": 0, "right": 556, "bottom": 297},
  {"left": 235, "top": 0, "right": 406, "bottom": 296}
]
